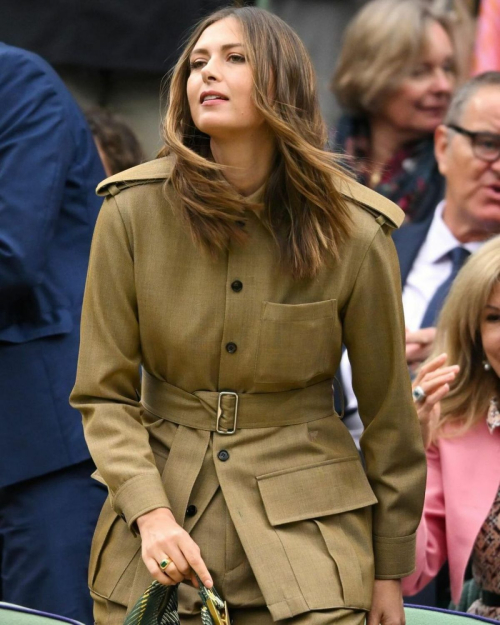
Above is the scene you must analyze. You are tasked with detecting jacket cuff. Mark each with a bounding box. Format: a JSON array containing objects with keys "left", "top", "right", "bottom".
[
  {"left": 113, "top": 473, "right": 171, "bottom": 533},
  {"left": 373, "top": 533, "right": 416, "bottom": 579}
]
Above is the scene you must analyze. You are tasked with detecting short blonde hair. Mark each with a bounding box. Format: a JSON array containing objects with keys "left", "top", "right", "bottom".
[
  {"left": 429, "top": 236, "right": 500, "bottom": 440},
  {"left": 332, "top": 0, "right": 454, "bottom": 115}
]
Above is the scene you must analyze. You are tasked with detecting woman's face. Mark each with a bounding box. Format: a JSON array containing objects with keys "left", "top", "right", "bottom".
[
  {"left": 187, "top": 17, "right": 265, "bottom": 140},
  {"left": 481, "top": 282, "right": 500, "bottom": 378},
  {"left": 377, "top": 21, "right": 455, "bottom": 138}
]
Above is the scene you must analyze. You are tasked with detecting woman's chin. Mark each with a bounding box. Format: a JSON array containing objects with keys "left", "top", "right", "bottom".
[{"left": 194, "top": 120, "right": 238, "bottom": 141}]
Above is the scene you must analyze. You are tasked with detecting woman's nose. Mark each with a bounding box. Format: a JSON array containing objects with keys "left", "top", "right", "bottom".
[
  {"left": 201, "top": 60, "right": 220, "bottom": 83},
  {"left": 431, "top": 68, "right": 454, "bottom": 94}
]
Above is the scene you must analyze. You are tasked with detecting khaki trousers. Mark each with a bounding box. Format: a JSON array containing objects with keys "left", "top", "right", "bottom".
[{"left": 92, "top": 487, "right": 366, "bottom": 625}]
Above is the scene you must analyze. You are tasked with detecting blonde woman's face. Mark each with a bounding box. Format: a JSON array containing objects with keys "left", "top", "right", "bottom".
[
  {"left": 481, "top": 282, "right": 500, "bottom": 378},
  {"left": 186, "top": 17, "right": 265, "bottom": 140},
  {"left": 379, "top": 21, "right": 455, "bottom": 137}
]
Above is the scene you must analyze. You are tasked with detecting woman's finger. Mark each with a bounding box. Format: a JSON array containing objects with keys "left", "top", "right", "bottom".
[
  {"left": 164, "top": 545, "right": 191, "bottom": 578},
  {"left": 161, "top": 560, "right": 184, "bottom": 584},
  {"left": 426, "top": 383, "right": 450, "bottom": 407},
  {"left": 420, "top": 370, "right": 458, "bottom": 397},
  {"left": 414, "top": 353, "right": 448, "bottom": 384},
  {"left": 180, "top": 540, "right": 213, "bottom": 588},
  {"left": 144, "top": 556, "right": 178, "bottom": 586},
  {"left": 421, "top": 365, "right": 459, "bottom": 384}
]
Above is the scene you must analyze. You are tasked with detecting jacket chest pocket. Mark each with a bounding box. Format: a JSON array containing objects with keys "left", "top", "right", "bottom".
[{"left": 254, "top": 299, "right": 337, "bottom": 385}]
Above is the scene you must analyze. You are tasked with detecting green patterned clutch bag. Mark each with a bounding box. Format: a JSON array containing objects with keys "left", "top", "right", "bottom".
[{"left": 123, "top": 575, "right": 229, "bottom": 625}]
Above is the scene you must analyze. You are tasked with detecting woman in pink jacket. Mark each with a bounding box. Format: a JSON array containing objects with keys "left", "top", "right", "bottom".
[{"left": 402, "top": 235, "right": 500, "bottom": 619}]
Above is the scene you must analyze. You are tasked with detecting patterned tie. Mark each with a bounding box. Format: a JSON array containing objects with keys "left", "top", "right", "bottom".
[{"left": 420, "top": 246, "right": 470, "bottom": 328}]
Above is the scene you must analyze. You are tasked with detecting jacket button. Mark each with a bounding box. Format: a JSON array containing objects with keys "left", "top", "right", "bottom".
[
  {"left": 231, "top": 280, "right": 243, "bottom": 293},
  {"left": 218, "top": 450, "right": 230, "bottom": 462},
  {"left": 226, "top": 342, "right": 237, "bottom": 354},
  {"left": 186, "top": 504, "right": 197, "bottom": 517}
]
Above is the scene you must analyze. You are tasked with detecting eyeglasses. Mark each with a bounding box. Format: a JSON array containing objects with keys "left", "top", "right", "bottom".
[{"left": 448, "top": 124, "right": 500, "bottom": 162}]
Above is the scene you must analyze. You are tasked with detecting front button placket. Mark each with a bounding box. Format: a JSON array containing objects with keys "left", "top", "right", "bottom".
[
  {"left": 218, "top": 215, "right": 257, "bottom": 392},
  {"left": 214, "top": 210, "right": 268, "bottom": 466}
]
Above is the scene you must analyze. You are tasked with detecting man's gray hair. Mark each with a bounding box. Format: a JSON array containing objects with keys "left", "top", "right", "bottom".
[{"left": 445, "top": 71, "right": 500, "bottom": 126}]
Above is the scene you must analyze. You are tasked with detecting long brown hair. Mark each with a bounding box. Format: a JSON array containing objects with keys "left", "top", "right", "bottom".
[
  {"left": 159, "top": 6, "right": 352, "bottom": 279},
  {"left": 428, "top": 236, "right": 500, "bottom": 441}
]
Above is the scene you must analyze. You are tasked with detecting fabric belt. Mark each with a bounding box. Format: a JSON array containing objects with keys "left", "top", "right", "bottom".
[
  {"left": 481, "top": 589, "right": 500, "bottom": 607},
  {"left": 141, "top": 369, "right": 335, "bottom": 434}
]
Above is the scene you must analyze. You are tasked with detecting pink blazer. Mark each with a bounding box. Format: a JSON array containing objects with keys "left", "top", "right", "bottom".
[{"left": 402, "top": 419, "right": 500, "bottom": 604}]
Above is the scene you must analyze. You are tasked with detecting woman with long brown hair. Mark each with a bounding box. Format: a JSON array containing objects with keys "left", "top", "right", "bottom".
[{"left": 71, "top": 6, "right": 425, "bottom": 625}]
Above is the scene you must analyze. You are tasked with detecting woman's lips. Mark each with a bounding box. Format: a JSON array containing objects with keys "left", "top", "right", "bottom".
[
  {"left": 201, "top": 98, "right": 229, "bottom": 106},
  {"left": 417, "top": 105, "right": 446, "bottom": 116}
]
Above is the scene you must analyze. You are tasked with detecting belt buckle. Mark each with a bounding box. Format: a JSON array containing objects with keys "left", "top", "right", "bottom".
[{"left": 216, "top": 391, "right": 238, "bottom": 435}]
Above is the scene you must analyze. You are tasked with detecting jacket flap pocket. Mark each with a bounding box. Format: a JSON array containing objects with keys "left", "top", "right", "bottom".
[{"left": 257, "top": 457, "right": 377, "bottom": 526}]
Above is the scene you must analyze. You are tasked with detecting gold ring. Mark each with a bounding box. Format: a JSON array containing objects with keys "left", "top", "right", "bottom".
[{"left": 159, "top": 557, "right": 171, "bottom": 571}]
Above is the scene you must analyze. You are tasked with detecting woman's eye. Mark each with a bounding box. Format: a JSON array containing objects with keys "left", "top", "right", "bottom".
[
  {"left": 410, "top": 66, "right": 427, "bottom": 78},
  {"left": 189, "top": 59, "right": 206, "bottom": 70},
  {"left": 228, "top": 54, "right": 245, "bottom": 63},
  {"left": 486, "top": 314, "right": 500, "bottom": 322}
]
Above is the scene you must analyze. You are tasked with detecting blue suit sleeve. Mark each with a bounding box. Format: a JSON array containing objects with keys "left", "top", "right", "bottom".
[{"left": 0, "top": 49, "right": 73, "bottom": 300}]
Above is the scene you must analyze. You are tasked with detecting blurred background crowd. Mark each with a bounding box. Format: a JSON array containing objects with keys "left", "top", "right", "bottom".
[{"left": 1, "top": 0, "right": 500, "bottom": 624}]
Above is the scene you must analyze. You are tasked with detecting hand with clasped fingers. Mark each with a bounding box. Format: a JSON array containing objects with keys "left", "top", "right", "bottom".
[
  {"left": 136, "top": 507, "right": 213, "bottom": 589},
  {"left": 412, "top": 353, "right": 459, "bottom": 448}
]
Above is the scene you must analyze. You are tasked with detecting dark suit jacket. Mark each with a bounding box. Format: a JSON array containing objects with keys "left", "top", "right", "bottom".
[
  {"left": 0, "top": 43, "right": 105, "bottom": 487},
  {"left": 392, "top": 216, "right": 434, "bottom": 287}
]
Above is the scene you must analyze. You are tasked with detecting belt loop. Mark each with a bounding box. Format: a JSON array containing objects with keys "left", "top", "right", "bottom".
[{"left": 216, "top": 391, "right": 239, "bottom": 435}]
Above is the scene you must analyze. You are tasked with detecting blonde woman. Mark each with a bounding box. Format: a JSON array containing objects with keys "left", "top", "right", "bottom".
[
  {"left": 332, "top": 0, "right": 456, "bottom": 222},
  {"left": 403, "top": 236, "right": 500, "bottom": 619},
  {"left": 71, "top": 6, "right": 426, "bottom": 625}
]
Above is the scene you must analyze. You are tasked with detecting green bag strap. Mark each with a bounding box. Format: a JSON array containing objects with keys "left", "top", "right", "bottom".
[{"left": 124, "top": 575, "right": 229, "bottom": 625}]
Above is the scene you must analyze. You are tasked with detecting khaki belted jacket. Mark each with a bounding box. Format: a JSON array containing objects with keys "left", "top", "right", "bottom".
[{"left": 70, "top": 157, "right": 426, "bottom": 621}]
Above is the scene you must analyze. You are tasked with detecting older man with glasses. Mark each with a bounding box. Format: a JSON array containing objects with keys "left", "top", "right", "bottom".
[{"left": 339, "top": 71, "right": 500, "bottom": 451}]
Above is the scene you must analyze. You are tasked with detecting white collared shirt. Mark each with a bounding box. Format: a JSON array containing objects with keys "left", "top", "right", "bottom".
[
  {"left": 340, "top": 201, "right": 484, "bottom": 446},
  {"left": 403, "top": 201, "right": 482, "bottom": 331}
]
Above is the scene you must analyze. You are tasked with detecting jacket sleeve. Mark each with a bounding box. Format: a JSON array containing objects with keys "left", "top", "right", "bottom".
[
  {"left": 401, "top": 443, "right": 447, "bottom": 595},
  {"left": 342, "top": 224, "right": 427, "bottom": 578},
  {"left": 70, "top": 196, "right": 171, "bottom": 531},
  {"left": 0, "top": 49, "right": 72, "bottom": 302}
]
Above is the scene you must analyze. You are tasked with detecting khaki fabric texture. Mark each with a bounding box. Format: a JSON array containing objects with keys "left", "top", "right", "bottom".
[{"left": 71, "top": 158, "right": 426, "bottom": 621}]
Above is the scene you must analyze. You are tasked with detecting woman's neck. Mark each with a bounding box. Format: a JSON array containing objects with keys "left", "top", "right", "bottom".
[
  {"left": 368, "top": 116, "right": 422, "bottom": 170},
  {"left": 210, "top": 128, "right": 275, "bottom": 197}
]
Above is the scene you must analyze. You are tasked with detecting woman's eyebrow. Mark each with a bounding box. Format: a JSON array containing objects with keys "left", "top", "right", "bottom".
[
  {"left": 485, "top": 304, "right": 500, "bottom": 311},
  {"left": 191, "top": 43, "right": 244, "bottom": 56}
]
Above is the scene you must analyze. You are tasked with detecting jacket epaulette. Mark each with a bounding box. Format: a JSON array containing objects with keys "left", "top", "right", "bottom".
[
  {"left": 337, "top": 177, "right": 404, "bottom": 229},
  {"left": 96, "top": 157, "right": 173, "bottom": 197}
]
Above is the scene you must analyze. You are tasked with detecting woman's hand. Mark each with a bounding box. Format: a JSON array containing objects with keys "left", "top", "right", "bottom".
[
  {"left": 412, "top": 353, "right": 459, "bottom": 447},
  {"left": 136, "top": 507, "right": 213, "bottom": 588},
  {"left": 367, "top": 579, "right": 405, "bottom": 625}
]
